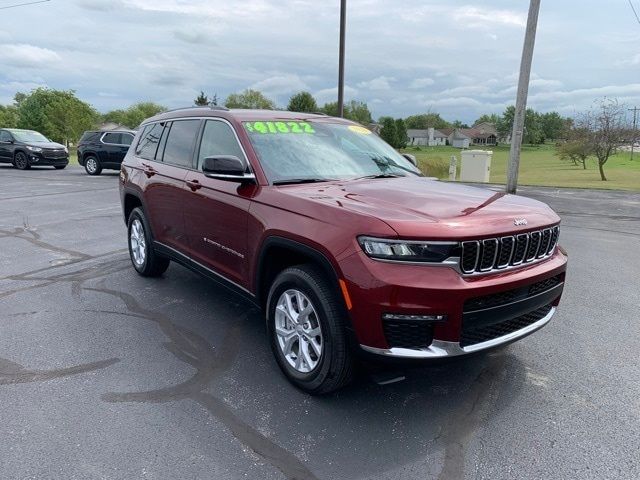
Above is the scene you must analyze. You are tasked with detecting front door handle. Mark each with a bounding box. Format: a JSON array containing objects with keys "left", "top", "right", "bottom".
[
  {"left": 186, "top": 179, "right": 202, "bottom": 191},
  {"left": 141, "top": 163, "right": 157, "bottom": 178}
]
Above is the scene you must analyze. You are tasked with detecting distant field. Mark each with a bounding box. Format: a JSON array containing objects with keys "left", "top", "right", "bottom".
[{"left": 402, "top": 144, "right": 640, "bottom": 191}]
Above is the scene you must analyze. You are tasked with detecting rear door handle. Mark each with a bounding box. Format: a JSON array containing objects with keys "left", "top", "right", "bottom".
[
  {"left": 186, "top": 179, "right": 202, "bottom": 191},
  {"left": 141, "top": 163, "right": 157, "bottom": 178}
]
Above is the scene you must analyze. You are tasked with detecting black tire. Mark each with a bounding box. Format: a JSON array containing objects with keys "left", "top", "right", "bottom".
[
  {"left": 14, "top": 152, "right": 30, "bottom": 170},
  {"left": 266, "top": 265, "right": 354, "bottom": 394},
  {"left": 84, "top": 156, "right": 102, "bottom": 175},
  {"left": 127, "top": 207, "right": 170, "bottom": 277},
  {"left": 54, "top": 165, "right": 66, "bottom": 170}
]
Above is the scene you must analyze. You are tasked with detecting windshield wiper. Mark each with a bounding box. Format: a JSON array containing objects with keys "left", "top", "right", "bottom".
[
  {"left": 273, "top": 178, "right": 339, "bottom": 186},
  {"left": 352, "top": 173, "right": 406, "bottom": 181}
]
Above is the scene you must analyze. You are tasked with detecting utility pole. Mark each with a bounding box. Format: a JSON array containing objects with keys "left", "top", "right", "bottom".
[
  {"left": 629, "top": 106, "right": 638, "bottom": 160},
  {"left": 506, "top": 0, "right": 541, "bottom": 194},
  {"left": 337, "top": 0, "right": 347, "bottom": 117}
]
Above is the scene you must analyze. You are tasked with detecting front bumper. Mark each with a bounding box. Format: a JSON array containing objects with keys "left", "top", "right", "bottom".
[
  {"left": 29, "top": 152, "right": 69, "bottom": 166},
  {"left": 340, "top": 247, "right": 567, "bottom": 358},
  {"left": 361, "top": 306, "right": 555, "bottom": 358}
]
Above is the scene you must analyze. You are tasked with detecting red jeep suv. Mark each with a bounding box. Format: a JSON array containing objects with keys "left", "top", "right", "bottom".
[{"left": 119, "top": 107, "right": 567, "bottom": 394}]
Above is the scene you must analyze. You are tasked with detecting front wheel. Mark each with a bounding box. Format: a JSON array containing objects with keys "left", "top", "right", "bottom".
[
  {"left": 84, "top": 156, "right": 102, "bottom": 175},
  {"left": 14, "top": 152, "right": 30, "bottom": 170},
  {"left": 127, "top": 207, "right": 170, "bottom": 277},
  {"left": 266, "top": 265, "right": 353, "bottom": 394}
]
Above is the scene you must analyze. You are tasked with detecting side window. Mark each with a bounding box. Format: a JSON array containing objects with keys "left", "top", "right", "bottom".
[
  {"left": 135, "top": 123, "right": 164, "bottom": 160},
  {"left": 162, "top": 120, "right": 201, "bottom": 168},
  {"left": 121, "top": 133, "right": 134, "bottom": 146},
  {"left": 197, "top": 120, "right": 246, "bottom": 169},
  {"left": 102, "top": 132, "right": 121, "bottom": 144},
  {"left": 0, "top": 131, "right": 12, "bottom": 142}
]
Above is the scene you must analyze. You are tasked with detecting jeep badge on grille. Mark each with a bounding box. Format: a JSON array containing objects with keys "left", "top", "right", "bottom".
[{"left": 514, "top": 218, "right": 528, "bottom": 226}]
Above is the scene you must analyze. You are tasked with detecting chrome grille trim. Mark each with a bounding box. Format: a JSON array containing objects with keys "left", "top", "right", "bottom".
[{"left": 460, "top": 226, "right": 560, "bottom": 275}]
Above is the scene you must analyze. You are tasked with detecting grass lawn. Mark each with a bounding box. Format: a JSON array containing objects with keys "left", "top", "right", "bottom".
[{"left": 402, "top": 144, "right": 640, "bottom": 192}]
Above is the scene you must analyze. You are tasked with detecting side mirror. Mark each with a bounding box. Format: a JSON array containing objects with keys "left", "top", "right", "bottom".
[
  {"left": 402, "top": 153, "right": 417, "bottom": 166},
  {"left": 202, "top": 155, "right": 255, "bottom": 182}
]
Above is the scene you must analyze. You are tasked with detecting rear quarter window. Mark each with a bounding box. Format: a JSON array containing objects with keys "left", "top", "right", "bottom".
[
  {"left": 162, "top": 120, "right": 201, "bottom": 168},
  {"left": 135, "top": 123, "right": 165, "bottom": 160}
]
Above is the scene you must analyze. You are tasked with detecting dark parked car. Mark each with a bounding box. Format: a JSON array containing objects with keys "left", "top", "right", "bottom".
[
  {"left": 119, "top": 107, "right": 567, "bottom": 394},
  {"left": 78, "top": 129, "right": 136, "bottom": 175},
  {"left": 0, "top": 128, "right": 69, "bottom": 170}
]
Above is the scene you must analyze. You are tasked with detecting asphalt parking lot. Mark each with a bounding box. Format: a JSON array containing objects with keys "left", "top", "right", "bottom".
[{"left": 1, "top": 165, "right": 639, "bottom": 480}]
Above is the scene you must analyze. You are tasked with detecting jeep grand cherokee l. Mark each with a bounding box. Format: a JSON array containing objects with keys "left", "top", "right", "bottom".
[
  {"left": 0, "top": 128, "right": 69, "bottom": 170},
  {"left": 78, "top": 129, "right": 136, "bottom": 175},
  {"left": 119, "top": 107, "right": 567, "bottom": 394}
]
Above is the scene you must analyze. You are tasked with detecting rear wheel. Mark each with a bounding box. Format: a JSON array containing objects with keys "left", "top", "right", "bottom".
[
  {"left": 84, "top": 156, "right": 101, "bottom": 175},
  {"left": 14, "top": 152, "right": 30, "bottom": 170},
  {"left": 127, "top": 207, "right": 170, "bottom": 277},
  {"left": 267, "top": 265, "right": 353, "bottom": 394}
]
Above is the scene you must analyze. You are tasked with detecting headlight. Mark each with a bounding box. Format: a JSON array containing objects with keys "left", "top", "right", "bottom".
[
  {"left": 358, "top": 236, "right": 460, "bottom": 263},
  {"left": 64, "top": 146, "right": 69, "bottom": 153},
  {"left": 26, "top": 146, "right": 43, "bottom": 153}
]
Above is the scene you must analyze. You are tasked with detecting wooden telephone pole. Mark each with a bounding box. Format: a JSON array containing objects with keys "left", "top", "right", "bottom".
[
  {"left": 337, "top": 0, "right": 347, "bottom": 118},
  {"left": 506, "top": 0, "right": 541, "bottom": 194}
]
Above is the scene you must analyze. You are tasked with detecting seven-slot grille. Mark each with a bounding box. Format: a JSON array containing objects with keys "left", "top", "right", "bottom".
[{"left": 460, "top": 226, "right": 559, "bottom": 274}]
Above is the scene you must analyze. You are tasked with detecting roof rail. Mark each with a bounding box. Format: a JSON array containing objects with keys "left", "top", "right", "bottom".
[
  {"left": 161, "top": 105, "right": 230, "bottom": 114},
  {"left": 311, "top": 111, "right": 329, "bottom": 116}
]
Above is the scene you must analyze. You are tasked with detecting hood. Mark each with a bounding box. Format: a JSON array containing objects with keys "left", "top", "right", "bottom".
[
  {"left": 277, "top": 177, "right": 560, "bottom": 239},
  {"left": 27, "top": 141, "right": 66, "bottom": 149}
]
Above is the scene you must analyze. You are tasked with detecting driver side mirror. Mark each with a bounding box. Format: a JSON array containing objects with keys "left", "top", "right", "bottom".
[
  {"left": 202, "top": 155, "right": 255, "bottom": 182},
  {"left": 402, "top": 153, "right": 417, "bottom": 166}
]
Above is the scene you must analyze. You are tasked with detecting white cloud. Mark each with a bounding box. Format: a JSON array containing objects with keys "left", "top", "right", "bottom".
[
  {"left": 452, "top": 6, "right": 526, "bottom": 28},
  {"left": 0, "top": 44, "right": 61, "bottom": 68},
  {"left": 249, "top": 74, "right": 310, "bottom": 96},
  {"left": 409, "top": 77, "right": 435, "bottom": 89},
  {"left": 357, "top": 76, "right": 394, "bottom": 91}
]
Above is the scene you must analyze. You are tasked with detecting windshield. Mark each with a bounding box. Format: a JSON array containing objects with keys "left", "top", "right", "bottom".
[
  {"left": 10, "top": 130, "right": 50, "bottom": 143},
  {"left": 243, "top": 121, "right": 421, "bottom": 183}
]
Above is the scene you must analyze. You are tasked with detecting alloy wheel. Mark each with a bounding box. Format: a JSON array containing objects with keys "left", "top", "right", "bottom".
[
  {"left": 86, "top": 157, "right": 98, "bottom": 174},
  {"left": 274, "top": 289, "right": 324, "bottom": 373},
  {"left": 14, "top": 153, "right": 28, "bottom": 169},
  {"left": 129, "top": 219, "right": 146, "bottom": 267}
]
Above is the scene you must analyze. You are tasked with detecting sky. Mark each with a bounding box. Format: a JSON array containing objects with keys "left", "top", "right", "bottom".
[{"left": 0, "top": 0, "right": 639, "bottom": 123}]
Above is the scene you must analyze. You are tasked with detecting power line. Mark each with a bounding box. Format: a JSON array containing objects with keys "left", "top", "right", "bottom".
[
  {"left": 628, "top": 0, "right": 640, "bottom": 25},
  {"left": 0, "top": 0, "right": 50, "bottom": 10}
]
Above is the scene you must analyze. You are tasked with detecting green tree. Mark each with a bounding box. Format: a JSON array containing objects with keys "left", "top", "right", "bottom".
[
  {"left": 405, "top": 113, "right": 451, "bottom": 130},
  {"left": 452, "top": 120, "right": 470, "bottom": 128},
  {"left": 321, "top": 100, "right": 372, "bottom": 124},
  {"left": 0, "top": 104, "right": 19, "bottom": 128},
  {"left": 287, "top": 91, "right": 318, "bottom": 113},
  {"left": 473, "top": 113, "right": 500, "bottom": 126},
  {"left": 556, "top": 127, "right": 592, "bottom": 169},
  {"left": 103, "top": 102, "right": 165, "bottom": 129},
  {"left": 395, "top": 118, "right": 408, "bottom": 148},
  {"left": 225, "top": 89, "right": 275, "bottom": 109},
  {"left": 540, "top": 111, "right": 566, "bottom": 140},
  {"left": 16, "top": 88, "right": 98, "bottom": 144},
  {"left": 379, "top": 117, "right": 398, "bottom": 147},
  {"left": 194, "top": 91, "right": 210, "bottom": 106},
  {"left": 497, "top": 106, "right": 545, "bottom": 144},
  {"left": 583, "top": 98, "right": 627, "bottom": 181}
]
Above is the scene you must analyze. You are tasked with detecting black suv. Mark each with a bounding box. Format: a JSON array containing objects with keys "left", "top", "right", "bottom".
[
  {"left": 77, "top": 130, "right": 136, "bottom": 175},
  {"left": 0, "top": 128, "right": 69, "bottom": 170}
]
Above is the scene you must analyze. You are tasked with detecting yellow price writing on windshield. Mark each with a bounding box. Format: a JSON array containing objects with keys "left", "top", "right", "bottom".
[{"left": 244, "top": 121, "right": 315, "bottom": 134}]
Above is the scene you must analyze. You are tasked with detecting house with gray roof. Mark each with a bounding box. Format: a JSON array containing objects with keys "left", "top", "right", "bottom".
[{"left": 407, "top": 127, "right": 447, "bottom": 146}]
